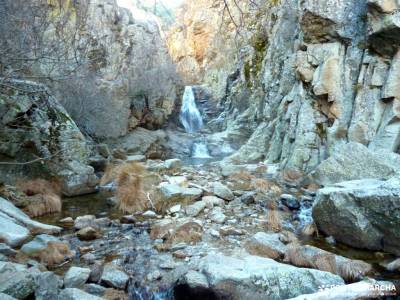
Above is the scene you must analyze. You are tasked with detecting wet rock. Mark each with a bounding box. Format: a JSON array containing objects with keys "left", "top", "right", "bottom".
[
  {"left": 58, "top": 288, "right": 104, "bottom": 300},
  {"left": 209, "top": 207, "right": 227, "bottom": 224},
  {"left": 245, "top": 232, "right": 287, "bottom": 259},
  {"left": 311, "top": 142, "right": 400, "bottom": 185},
  {"left": 100, "top": 264, "right": 129, "bottom": 290},
  {"left": 59, "top": 217, "right": 74, "bottom": 228},
  {"left": 120, "top": 215, "right": 136, "bottom": 224},
  {"left": 77, "top": 227, "right": 101, "bottom": 241},
  {"left": 182, "top": 270, "right": 209, "bottom": 288},
  {"left": 313, "top": 177, "right": 400, "bottom": 255},
  {"left": 211, "top": 182, "right": 234, "bottom": 201},
  {"left": 64, "top": 267, "right": 91, "bottom": 288},
  {"left": 185, "top": 201, "right": 207, "bottom": 217},
  {"left": 280, "top": 194, "right": 300, "bottom": 210},
  {"left": 0, "top": 262, "right": 37, "bottom": 299},
  {"left": 35, "top": 271, "right": 61, "bottom": 300},
  {"left": 74, "top": 215, "right": 97, "bottom": 230},
  {"left": 198, "top": 253, "right": 344, "bottom": 299},
  {"left": 146, "top": 270, "right": 162, "bottom": 281}
]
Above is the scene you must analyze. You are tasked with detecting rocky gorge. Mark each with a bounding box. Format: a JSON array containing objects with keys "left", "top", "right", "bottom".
[{"left": 1, "top": 0, "right": 400, "bottom": 299}]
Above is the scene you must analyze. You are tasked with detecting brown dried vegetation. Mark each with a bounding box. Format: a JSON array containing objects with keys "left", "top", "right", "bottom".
[
  {"left": 17, "top": 179, "right": 62, "bottom": 217},
  {"left": 38, "top": 241, "right": 74, "bottom": 268}
]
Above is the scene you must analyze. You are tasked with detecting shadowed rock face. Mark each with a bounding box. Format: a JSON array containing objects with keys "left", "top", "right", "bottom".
[{"left": 0, "top": 80, "right": 98, "bottom": 196}]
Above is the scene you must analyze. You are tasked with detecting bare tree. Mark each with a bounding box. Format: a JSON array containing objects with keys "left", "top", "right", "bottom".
[{"left": 0, "top": 0, "right": 90, "bottom": 84}]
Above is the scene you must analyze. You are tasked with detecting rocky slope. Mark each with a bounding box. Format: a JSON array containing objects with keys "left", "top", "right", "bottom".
[{"left": 170, "top": 0, "right": 400, "bottom": 174}]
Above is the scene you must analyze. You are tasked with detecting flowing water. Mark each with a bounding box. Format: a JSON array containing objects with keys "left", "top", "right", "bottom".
[
  {"left": 192, "top": 141, "right": 211, "bottom": 158},
  {"left": 179, "top": 86, "right": 203, "bottom": 133}
]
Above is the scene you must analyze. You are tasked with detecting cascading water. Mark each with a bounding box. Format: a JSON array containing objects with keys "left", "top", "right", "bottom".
[
  {"left": 180, "top": 86, "right": 203, "bottom": 133},
  {"left": 192, "top": 141, "right": 211, "bottom": 158},
  {"left": 180, "top": 86, "right": 212, "bottom": 159}
]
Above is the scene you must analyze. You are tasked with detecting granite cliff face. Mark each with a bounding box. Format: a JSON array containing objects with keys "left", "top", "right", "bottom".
[{"left": 169, "top": 0, "right": 400, "bottom": 173}]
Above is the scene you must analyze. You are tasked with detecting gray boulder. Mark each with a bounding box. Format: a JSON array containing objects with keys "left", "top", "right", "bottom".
[
  {"left": 64, "top": 267, "right": 91, "bottom": 288},
  {"left": 311, "top": 142, "right": 400, "bottom": 185},
  {"left": 245, "top": 232, "right": 287, "bottom": 259},
  {"left": 21, "top": 234, "right": 60, "bottom": 256},
  {"left": 211, "top": 182, "right": 234, "bottom": 201},
  {"left": 100, "top": 264, "right": 129, "bottom": 290},
  {"left": 58, "top": 288, "right": 104, "bottom": 300},
  {"left": 0, "top": 262, "right": 37, "bottom": 299},
  {"left": 197, "top": 253, "right": 344, "bottom": 299},
  {"left": 0, "top": 198, "right": 61, "bottom": 247},
  {"left": 35, "top": 272, "right": 61, "bottom": 300},
  {"left": 313, "top": 177, "right": 400, "bottom": 255}
]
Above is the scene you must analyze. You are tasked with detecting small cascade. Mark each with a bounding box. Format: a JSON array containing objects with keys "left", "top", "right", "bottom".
[
  {"left": 180, "top": 86, "right": 203, "bottom": 133},
  {"left": 192, "top": 141, "right": 211, "bottom": 158}
]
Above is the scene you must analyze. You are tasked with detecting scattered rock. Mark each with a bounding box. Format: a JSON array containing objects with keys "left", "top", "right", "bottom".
[
  {"left": 77, "top": 227, "right": 101, "bottom": 241},
  {"left": 239, "top": 192, "right": 256, "bottom": 205},
  {"left": 211, "top": 182, "right": 234, "bottom": 201},
  {"left": 74, "top": 215, "right": 97, "bottom": 230},
  {"left": 120, "top": 215, "right": 136, "bottom": 224},
  {"left": 202, "top": 196, "right": 225, "bottom": 208},
  {"left": 245, "top": 232, "right": 287, "bottom": 259},
  {"left": 64, "top": 266, "right": 91, "bottom": 288},
  {"left": 35, "top": 271, "right": 61, "bottom": 300},
  {"left": 219, "top": 225, "right": 245, "bottom": 236},
  {"left": 185, "top": 201, "right": 207, "bottom": 217},
  {"left": 59, "top": 217, "right": 74, "bottom": 228},
  {"left": 280, "top": 194, "right": 300, "bottom": 210},
  {"left": 84, "top": 284, "right": 106, "bottom": 297},
  {"left": 100, "top": 264, "right": 129, "bottom": 290},
  {"left": 21, "top": 234, "right": 60, "bottom": 256},
  {"left": 142, "top": 210, "right": 157, "bottom": 218},
  {"left": 146, "top": 270, "right": 162, "bottom": 281},
  {"left": 209, "top": 207, "right": 227, "bottom": 224},
  {"left": 167, "top": 176, "right": 188, "bottom": 187},
  {"left": 126, "top": 155, "right": 146, "bottom": 162},
  {"left": 58, "top": 288, "right": 104, "bottom": 300},
  {"left": 168, "top": 204, "right": 182, "bottom": 214},
  {"left": 0, "top": 244, "right": 16, "bottom": 256}
]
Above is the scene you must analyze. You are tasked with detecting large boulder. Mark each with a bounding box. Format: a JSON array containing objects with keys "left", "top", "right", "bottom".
[
  {"left": 196, "top": 253, "right": 344, "bottom": 300},
  {"left": 0, "top": 80, "right": 98, "bottom": 196},
  {"left": 58, "top": 288, "right": 104, "bottom": 300},
  {"left": 313, "top": 177, "right": 400, "bottom": 255},
  {"left": 0, "top": 262, "right": 38, "bottom": 299},
  {"left": 311, "top": 142, "right": 400, "bottom": 185}
]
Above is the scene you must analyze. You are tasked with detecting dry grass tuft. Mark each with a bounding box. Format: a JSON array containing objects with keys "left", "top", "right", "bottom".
[
  {"left": 313, "top": 253, "right": 337, "bottom": 274},
  {"left": 104, "top": 289, "right": 130, "bottom": 300},
  {"left": 338, "top": 260, "right": 372, "bottom": 282},
  {"left": 38, "top": 241, "right": 74, "bottom": 268},
  {"left": 301, "top": 222, "right": 318, "bottom": 237},
  {"left": 17, "top": 179, "right": 62, "bottom": 217},
  {"left": 284, "top": 244, "right": 312, "bottom": 267},
  {"left": 265, "top": 202, "right": 282, "bottom": 232},
  {"left": 229, "top": 171, "right": 255, "bottom": 182},
  {"left": 101, "top": 162, "right": 159, "bottom": 214}
]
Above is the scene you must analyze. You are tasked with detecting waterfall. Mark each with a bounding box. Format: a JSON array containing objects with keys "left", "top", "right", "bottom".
[
  {"left": 180, "top": 86, "right": 203, "bottom": 133},
  {"left": 192, "top": 142, "right": 211, "bottom": 158}
]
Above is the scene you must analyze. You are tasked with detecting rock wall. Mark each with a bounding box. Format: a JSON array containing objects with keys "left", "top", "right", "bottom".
[
  {"left": 0, "top": 80, "right": 98, "bottom": 196},
  {"left": 3, "top": 0, "right": 179, "bottom": 139},
  {"left": 171, "top": 0, "right": 400, "bottom": 173}
]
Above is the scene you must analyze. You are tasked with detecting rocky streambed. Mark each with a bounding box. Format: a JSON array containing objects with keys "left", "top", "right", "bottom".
[{"left": 1, "top": 151, "right": 400, "bottom": 300}]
